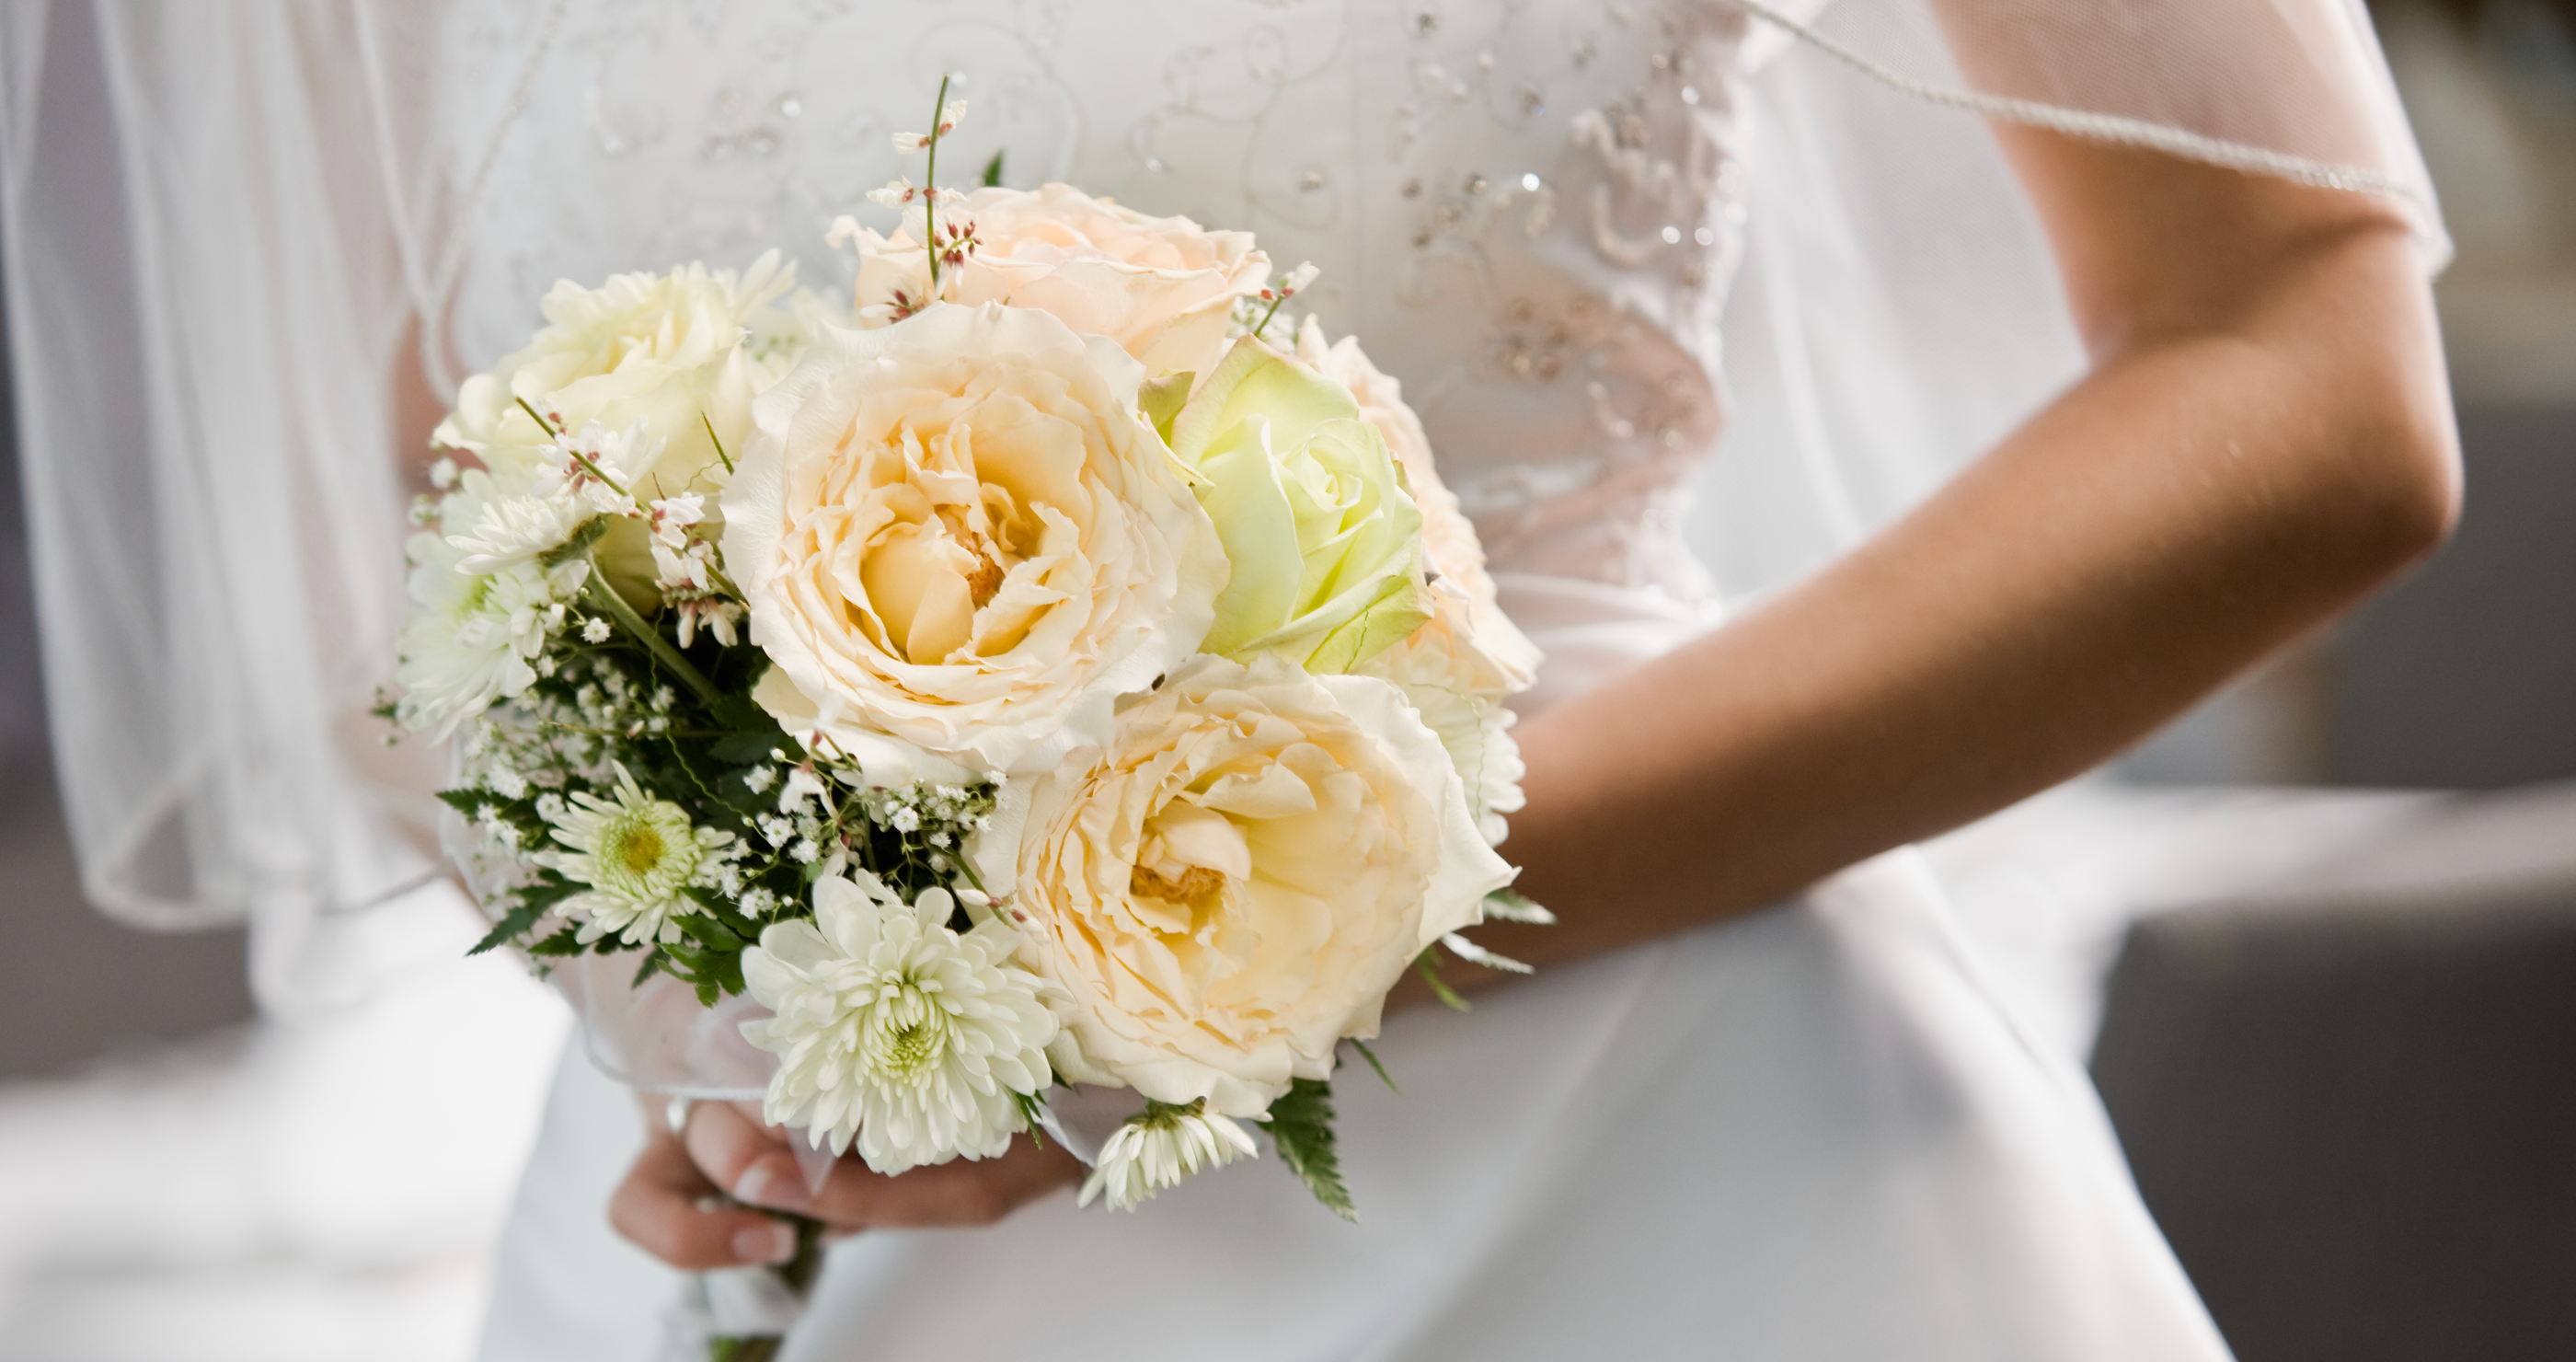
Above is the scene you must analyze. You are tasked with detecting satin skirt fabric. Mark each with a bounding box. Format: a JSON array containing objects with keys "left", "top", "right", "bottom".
[{"left": 476, "top": 841, "right": 2231, "bottom": 1360}]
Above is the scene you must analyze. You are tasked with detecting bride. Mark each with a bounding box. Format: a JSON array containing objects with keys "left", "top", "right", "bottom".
[{"left": 5, "top": 1, "right": 2454, "bottom": 1357}]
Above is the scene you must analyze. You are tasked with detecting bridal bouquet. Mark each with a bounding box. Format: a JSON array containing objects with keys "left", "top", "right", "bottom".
[{"left": 395, "top": 94, "right": 1543, "bottom": 1259}]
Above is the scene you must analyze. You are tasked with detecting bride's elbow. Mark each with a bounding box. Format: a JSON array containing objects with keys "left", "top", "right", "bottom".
[
  {"left": 2328, "top": 347, "right": 2461, "bottom": 584},
  {"left": 2274, "top": 232, "right": 2463, "bottom": 587}
]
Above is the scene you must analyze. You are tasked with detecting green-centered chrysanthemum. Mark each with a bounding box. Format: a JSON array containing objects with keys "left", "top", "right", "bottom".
[
  {"left": 740, "top": 871, "right": 1058, "bottom": 1174},
  {"left": 535, "top": 763, "right": 734, "bottom": 946}
]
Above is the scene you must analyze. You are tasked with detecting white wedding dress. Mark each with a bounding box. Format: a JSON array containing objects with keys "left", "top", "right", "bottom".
[
  {"left": 438, "top": 3, "right": 2409, "bottom": 1358},
  {"left": 0, "top": 0, "right": 2438, "bottom": 1358}
]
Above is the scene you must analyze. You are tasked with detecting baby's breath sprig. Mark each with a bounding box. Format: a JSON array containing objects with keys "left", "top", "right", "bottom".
[
  {"left": 515, "top": 396, "right": 632, "bottom": 502},
  {"left": 888, "top": 76, "right": 970, "bottom": 294},
  {"left": 1251, "top": 261, "right": 1321, "bottom": 342}
]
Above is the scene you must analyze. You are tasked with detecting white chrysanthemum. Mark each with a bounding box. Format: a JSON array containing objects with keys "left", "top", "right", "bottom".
[
  {"left": 446, "top": 491, "right": 595, "bottom": 577},
  {"left": 741, "top": 871, "right": 1057, "bottom": 1174},
  {"left": 396, "top": 493, "right": 588, "bottom": 738},
  {"left": 1077, "top": 1101, "right": 1259, "bottom": 1211},
  {"left": 534, "top": 764, "right": 735, "bottom": 946}
]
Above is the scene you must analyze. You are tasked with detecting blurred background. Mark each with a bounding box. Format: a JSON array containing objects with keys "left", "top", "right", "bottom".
[{"left": 1, "top": 1, "right": 2571, "bottom": 1359}]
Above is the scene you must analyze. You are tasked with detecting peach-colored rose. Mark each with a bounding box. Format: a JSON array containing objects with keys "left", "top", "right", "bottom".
[
  {"left": 973, "top": 653, "right": 1512, "bottom": 1117},
  {"left": 720, "top": 303, "right": 1226, "bottom": 780},
  {"left": 847, "top": 184, "right": 1270, "bottom": 380}
]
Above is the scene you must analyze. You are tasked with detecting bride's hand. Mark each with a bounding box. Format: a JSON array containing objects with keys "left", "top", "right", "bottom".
[{"left": 609, "top": 1100, "right": 1084, "bottom": 1269}]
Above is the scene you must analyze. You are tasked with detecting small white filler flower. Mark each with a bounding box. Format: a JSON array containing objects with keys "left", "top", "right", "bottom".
[
  {"left": 1079, "top": 1100, "right": 1259, "bottom": 1211},
  {"left": 740, "top": 871, "right": 1057, "bottom": 1174},
  {"left": 534, "top": 764, "right": 734, "bottom": 946}
]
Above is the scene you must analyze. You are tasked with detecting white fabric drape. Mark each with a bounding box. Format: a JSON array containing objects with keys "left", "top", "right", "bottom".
[{"left": 0, "top": 1, "right": 471, "bottom": 1011}]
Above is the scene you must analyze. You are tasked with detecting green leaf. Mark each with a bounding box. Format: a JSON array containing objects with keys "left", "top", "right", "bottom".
[
  {"left": 660, "top": 733, "right": 742, "bottom": 823},
  {"left": 709, "top": 687, "right": 780, "bottom": 733},
  {"left": 709, "top": 686, "right": 794, "bottom": 765},
  {"left": 1348, "top": 1037, "right": 1397, "bottom": 1094},
  {"left": 980, "top": 150, "right": 1006, "bottom": 188},
  {"left": 527, "top": 927, "right": 588, "bottom": 957},
  {"left": 711, "top": 731, "right": 787, "bottom": 765},
  {"left": 1481, "top": 887, "right": 1557, "bottom": 925},
  {"left": 1413, "top": 947, "right": 1470, "bottom": 1012},
  {"left": 1256, "top": 1077, "right": 1356, "bottom": 1222},
  {"left": 685, "top": 915, "right": 746, "bottom": 950},
  {"left": 469, "top": 900, "right": 546, "bottom": 956}
]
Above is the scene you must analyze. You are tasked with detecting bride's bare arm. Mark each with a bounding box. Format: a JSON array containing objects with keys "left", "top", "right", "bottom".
[{"left": 1479, "top": 133, "right": 2457, "bottom": 970}]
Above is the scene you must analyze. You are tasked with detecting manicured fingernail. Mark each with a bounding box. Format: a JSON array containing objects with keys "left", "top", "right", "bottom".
[
  {"left": 734, "top": 1221, "right": 795, "bottom": 1265},
  {"left": 735, "top": 1162, "right": 808, "bottom": 1211}
]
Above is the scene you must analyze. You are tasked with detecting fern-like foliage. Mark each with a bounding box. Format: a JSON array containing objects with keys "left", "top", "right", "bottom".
[{"left": 1257, "top": 1077, "right": 1356, "bottom": 1222}]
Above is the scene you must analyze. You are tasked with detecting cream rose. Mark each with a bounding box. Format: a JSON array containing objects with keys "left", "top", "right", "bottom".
[
  {"left": 436, "top": 253, "right": 799, "bottom": 599},
  {"left": 1351, "top": 603, "right": 1531, "bottom": 845},
  {"left": 847, "top": 183, "right": 1270, "bottom": 380},
  {"left": 720, "top": 303, "right": 1227, "bottom": 780},
  {"left": 1167, "top": 337, "right": 1435, "bottom": 673},
  {"left": 972, "top": 652, "right": 1513, "bottom": 1117}
]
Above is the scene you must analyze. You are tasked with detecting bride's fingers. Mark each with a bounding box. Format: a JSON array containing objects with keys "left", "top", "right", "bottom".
[
  {"left": 684, "top": 1099, "right": 817, "bottom": 1215},
  {"left": 609, "top": 1130, "right": 799, "bottom": 1271},
  {"left": 680, "top": 1100, "right": 1082, "bottom": 1231},
  {"left": 800, "top": 1135, "right": 1084, "bottom": 1232}
]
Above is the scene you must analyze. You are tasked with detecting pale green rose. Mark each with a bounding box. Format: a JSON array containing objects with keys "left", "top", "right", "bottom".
[{"left": 1165, "top": 338, "right": 1432, "bottom": 673}]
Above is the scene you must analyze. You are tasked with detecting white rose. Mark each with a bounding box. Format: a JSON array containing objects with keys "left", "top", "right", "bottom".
[
  {"left": 847, "top": 184, "right": 1270, "bottom": 380},
  {"left": 436, "top": 253, "right": 796, "bottom": 599},
  {"left": 440, "top": 252, "right": 797, "bottom": 492},
  {"left": 973, "top": 652, "right": 1513, "bottom": 1117},
  {"left": 720, "top": 303, "right": 1227, "bottom": 780}
]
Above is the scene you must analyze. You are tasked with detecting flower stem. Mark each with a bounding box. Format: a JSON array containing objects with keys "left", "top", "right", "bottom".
[
  {"left": 1253, "top": 293, "right": 1289, "bottom": 341},
  {"left": 703, "top": 1216, "right": 822, "bottom": 1362},
  {"left": 924, "top": 74, "right": 950, "bottom": 294},
  {"left": 700, "top": 410, "right": 736, "bottom": 476},
  {"left": 518, "top": 395, "right": 636, "bottom": 501},
  {"left": 580, "top": 554, "right": 722, "bottom": 706}
]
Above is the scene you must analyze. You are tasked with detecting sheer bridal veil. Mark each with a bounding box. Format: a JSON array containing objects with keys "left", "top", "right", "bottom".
[{"left": 0, "top": 0, "right": 2440, "bottom": 1010}]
